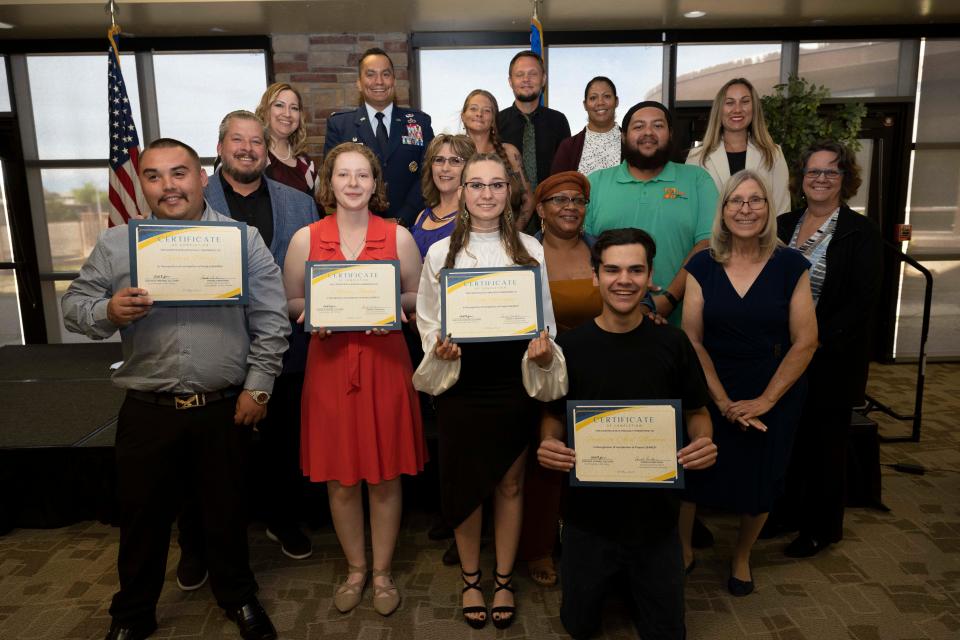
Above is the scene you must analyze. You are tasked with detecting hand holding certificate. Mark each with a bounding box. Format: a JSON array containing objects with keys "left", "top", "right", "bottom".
[
  {"left": 305, "top": 260, "right": 401, "bottom": 332},
  {"left": 566, "top": 400, "right": 685, "bottom": 489},
  {"left": 439, "top": 266, "right": 544, "bottom": 342},
  {"left": 129, "top": 220, "right": 248, "bottom": 305}
]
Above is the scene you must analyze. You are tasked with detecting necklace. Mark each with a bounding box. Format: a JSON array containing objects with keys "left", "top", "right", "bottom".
[
  {"left": 340, "top": 231, "right": 367, "bottom": 259},
  {"left": 273, "top": 140, "right": 293, "bottom": 162},
  {"left": 428, "top": 208, "right": 458, "bottom": 224}
]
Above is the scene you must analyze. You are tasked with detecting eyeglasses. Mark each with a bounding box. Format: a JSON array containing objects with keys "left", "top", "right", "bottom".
[
  {"left": 542, "top": 195, "right": 589, "bottom": 208},
  {"left": 803, "top": 169, "right": 844, "bottom": 180},
  {"left": 432, "top": 155, "right": 465, "bottom": 167},
  {"left": 464, "top": 181, "right": 509, "bottom": 193},
  {"left": 724, "top": 196, "right": 767, "bottom": 211}
]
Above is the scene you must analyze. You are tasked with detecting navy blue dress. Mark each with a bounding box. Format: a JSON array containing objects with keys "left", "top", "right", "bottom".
[{"left": 684, "top": 246, "right": 810, "bottom": 515}]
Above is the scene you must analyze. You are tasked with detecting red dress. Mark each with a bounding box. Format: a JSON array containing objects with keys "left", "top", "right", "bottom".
[{"left": 300, "top": 214, "right": 427, "bottom": 485}]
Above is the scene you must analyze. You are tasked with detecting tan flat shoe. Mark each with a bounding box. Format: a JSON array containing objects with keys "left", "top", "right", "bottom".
[
  {"left": 372, "top": 568, "right": 401, "bottom": 616},
  {"left": 333, "top": 564, "right": 367, "bottom": 613}
]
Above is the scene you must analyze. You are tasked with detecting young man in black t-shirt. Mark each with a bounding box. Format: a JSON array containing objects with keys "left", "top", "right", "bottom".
[{"left": 538, "top": 228, "right": 717, "bottom": 640}]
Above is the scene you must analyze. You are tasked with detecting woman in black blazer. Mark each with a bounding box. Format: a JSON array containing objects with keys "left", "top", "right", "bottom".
[{"left": 775, "top": 140, "right": 884, "bottom": 557}]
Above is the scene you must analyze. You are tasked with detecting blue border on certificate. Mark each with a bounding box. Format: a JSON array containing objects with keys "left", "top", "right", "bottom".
[
  {"left": 128, "top": 219, "right": 248, "bottom": 306},
  {"left": 304, "top": 260, "right": 402, "bottom": 332},
  {"left": 439, "top": 266, "right": 544, "bottom": 343},
  {"left": 566, "top": 399, "right": 685, "bottom": 489}
]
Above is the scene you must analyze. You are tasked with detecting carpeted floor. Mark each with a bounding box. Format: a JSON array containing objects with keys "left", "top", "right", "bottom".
[{"left": 1, "top": 363, "right": 958, "bottom": 639}]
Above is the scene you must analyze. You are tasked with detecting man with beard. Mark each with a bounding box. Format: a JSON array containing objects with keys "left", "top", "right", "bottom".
[
  {"left": 496, "top": 51, "right": 571, "bottom": 204},
  {"left": 585, "top": 101, "right": 718, "bottom": 323},
  {"left": 171, "top": 111, "right": 317, "bottom": 588},
  {"left": 63, "top": 138, "right": 288, "bottom": 640}
]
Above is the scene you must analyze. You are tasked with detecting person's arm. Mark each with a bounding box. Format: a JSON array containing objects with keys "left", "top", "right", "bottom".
[
  {"left": 538, "top": 407, "right": 576, "bottom": 472},
  {"left": 282, "top": 225, "right": 311, "bottom": 323},
  {"left": 727, "top": 271, "right": 818, "bottom": 424},
  {"left": 680, "top": 271, "right": 754, "bottom": 425},
  {"left": 322, "top": 114, "right": 346, "bottom": 158},
  {"left": 398, "top": 115, "right": 435, "bottom": 226},
  {"left": 395, "top": 225, "right": 424, "bottom": 315},
  {"left": 654, "top": 241, "right": 709, "bottom": 317},
  {"left": 678, "top": 406, "right": 716, "bottom": 469},
  {"left": 504, "top": 142, "right": 534, "bottom": 230},
  {"left": 62, "top": 238, "right": 146, "bottom": 339}
]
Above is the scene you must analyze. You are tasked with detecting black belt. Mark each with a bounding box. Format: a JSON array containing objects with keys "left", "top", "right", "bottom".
[{"left": 126, "top": 387, "right": 242, "bottom": 410}]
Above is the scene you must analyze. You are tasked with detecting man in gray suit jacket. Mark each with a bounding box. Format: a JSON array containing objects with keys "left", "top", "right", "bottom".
[{"left": 177, "top": 111, "right": 318, "bottom": 592}]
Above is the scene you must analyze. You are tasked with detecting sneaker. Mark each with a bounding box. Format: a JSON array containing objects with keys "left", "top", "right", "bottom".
[
  {"left": 176, "top": 551, "right": 208, "bottom": 591},
  {"left": 265, "top": 526, "right": 313, "bottom": 560}
]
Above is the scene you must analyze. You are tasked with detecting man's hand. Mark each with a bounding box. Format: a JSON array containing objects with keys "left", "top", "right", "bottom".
[
  {"left": 527, "top": 329, "right": 553, "bottom": 368},
  {"left": 107, "top": 287, "right": 153, "bottom": 327},
  {"left": 235, "top": 392, "right": 267, "bottom": 426},
  {"left": 678, "top": 436, "right": 717, "bottom": 470},
  {"left": 538, "top": 436, "right": 576, "bottom": 471}
]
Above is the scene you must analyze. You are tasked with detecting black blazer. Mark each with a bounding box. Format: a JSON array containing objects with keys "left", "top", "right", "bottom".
[{"left": 777, "top": 205, "right": 884, "bottom": 404}]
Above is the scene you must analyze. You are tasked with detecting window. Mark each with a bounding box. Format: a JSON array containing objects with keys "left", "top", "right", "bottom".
[
  {"left": 0, "top": 56, "right": 11, "bottom": 112},
  {"left": 798, "top": 41, "right": 901, "bottom": 97},
  {"left": 547, "top": 45, "right": 663, "bottom": 131},
  {"left": 419, "top": 47, "right": 524, "bottom": 135},
  {"left": 675, "top": 43, "right": 781, "bottom": 101}
]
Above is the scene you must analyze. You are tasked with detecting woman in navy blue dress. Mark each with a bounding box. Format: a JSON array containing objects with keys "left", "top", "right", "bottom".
[{"left": 680, "top": 170, "right": 818, "bottom": 596}]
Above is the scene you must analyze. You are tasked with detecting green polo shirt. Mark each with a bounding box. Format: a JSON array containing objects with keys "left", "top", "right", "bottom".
[{"left": 586, "top": 160, "right": 718, "bottom": 294}]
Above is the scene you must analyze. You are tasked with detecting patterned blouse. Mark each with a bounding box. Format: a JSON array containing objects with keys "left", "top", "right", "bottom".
[
  {"left": 788, "top": 208, "right": 840, "bottom": 304},
  {"left": 577, "top": 126, "right": 622, "bottom": 176}
]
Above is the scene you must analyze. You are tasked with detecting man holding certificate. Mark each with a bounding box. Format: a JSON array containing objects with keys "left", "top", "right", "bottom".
[
  {"left": 62, "top": 138, "right": 288, "bottom": 640},
  {"left": 537, "top": 228, "right": 716, "bottom": 640}
]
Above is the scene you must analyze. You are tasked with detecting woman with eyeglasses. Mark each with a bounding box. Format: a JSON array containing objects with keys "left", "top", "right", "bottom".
[
  {"left": 686, "top": 78, "right": 791, "bottom": 214},
  {"left": 772, "top": 141, "right": 883, "bottom": 558},
  {"left": 461, "top": 89, "right": 534, "bottom": 229},
  {"left": 679, "top": 169, "right": 818, "bottom": 596},
  {"left": 411, "top": 134, "right": 477, "bottom": 258},
  {"left": 254, "top": 82, "right": 318, "bottom": 197},
  {"left": 416, "top": 152, "right": 561, "bottom": 629}
]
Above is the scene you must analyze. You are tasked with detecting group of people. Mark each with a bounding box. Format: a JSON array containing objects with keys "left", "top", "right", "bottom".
[{"left": 62, "top": 46, "right": 884, "bottom": 640}]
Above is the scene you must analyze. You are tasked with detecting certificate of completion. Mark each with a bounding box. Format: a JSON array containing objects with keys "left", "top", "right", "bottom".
[
  {"left": 128, "top": 220, "right": 247, "bottom": 306},
  {"left": 567, "top": 400, "right": 684, "bottom": 489},
  {"left": 439, "top": 266, "right": 543, "bottom": 342},
  {"left": 305, "top": 260, "right": 401, "bottom": 331}
]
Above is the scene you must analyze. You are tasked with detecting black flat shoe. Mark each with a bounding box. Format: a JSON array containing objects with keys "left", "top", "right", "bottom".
[
  {"left": 460, "top": 567, "right": 487, "bottom": 629},
  {"left": 224, "top": 597, "right": 277, "bottom": 640},
  {"left": 727, "top": 566, "right": 754, "bottom": 597},
  {"left": 785, "top": 535, "right": 830, "bottom": 558},
  {"left": 103, "top": 619, "right": 157, "bottom": 640},
  {"left": 491, "top": 569, "right": 516, "bottom": 629}
]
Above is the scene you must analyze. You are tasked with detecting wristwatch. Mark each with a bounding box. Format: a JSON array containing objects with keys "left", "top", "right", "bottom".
[
  {"left": 246, "top": 389, "right": 271, "bottom": 405},
  {"left": 659, "top": 290, "right": 680, "bottom": 308}
]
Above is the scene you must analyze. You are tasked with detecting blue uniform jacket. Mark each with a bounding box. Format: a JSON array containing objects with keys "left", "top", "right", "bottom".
[
  {"left": 323, "top": 105, "right": 434, "bottom": 226},
  {"left": 205, "top": 173, "right": 319, "bottom": 373}
]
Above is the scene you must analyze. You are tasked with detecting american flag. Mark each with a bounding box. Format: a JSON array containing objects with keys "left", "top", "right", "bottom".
[{"left": 107, "top": 28, "right": 147, "bottom": 226}]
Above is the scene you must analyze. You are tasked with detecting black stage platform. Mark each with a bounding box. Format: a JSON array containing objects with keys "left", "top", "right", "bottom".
[{"left": 0, "top": 343, "right": 125, "bottom": 533}]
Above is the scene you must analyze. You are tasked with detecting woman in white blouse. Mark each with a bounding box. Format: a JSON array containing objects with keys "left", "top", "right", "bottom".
[
  {"left": 551, "top": 76, "right": 622, "bottom": 176},
  {"left": 416, "top": 152, "right": 562, "bottom": 630},
  {"left": 686, "top": 78, "right": 791, "bottom": 214}
]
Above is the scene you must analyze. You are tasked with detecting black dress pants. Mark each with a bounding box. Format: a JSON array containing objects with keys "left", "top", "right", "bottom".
[{"left": 110, "top": 393, "right": 257, "bottom": 625}]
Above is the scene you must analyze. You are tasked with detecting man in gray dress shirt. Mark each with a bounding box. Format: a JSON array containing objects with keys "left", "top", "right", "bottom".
[{"left": 62, "top": 138, "right": 288, "bottom": 640}]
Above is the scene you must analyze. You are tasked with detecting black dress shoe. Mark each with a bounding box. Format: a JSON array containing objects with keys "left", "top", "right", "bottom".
[
  {"left": 103, "top": 619, "right": 157, "bottom": 640},
  {"left": 691, "top": 516, "right": 714, "bottom": 549},
  {"left": 225, "top": 598, "right": 277, "bottom": 640},
  {"left": 784, "top": 535, "right": 830, "bottom": 558}
]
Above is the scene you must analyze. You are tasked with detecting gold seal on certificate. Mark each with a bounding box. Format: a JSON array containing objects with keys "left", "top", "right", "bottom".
[
  {"left": 439, "top": 266, "right": 544, "bottom": 342},
  {"left": 566, "top": 400, "right": 684, "bottom": 489},
  {"left": 128, "top": 220, "right": 248, "bottom": 306},
  {"left": 305, "top": 260, "right": 401, "bottom": 331}
]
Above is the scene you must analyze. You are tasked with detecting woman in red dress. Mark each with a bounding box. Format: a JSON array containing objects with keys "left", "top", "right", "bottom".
[{"left": 283, "top": 142, "right": 426, "bottom": 616}]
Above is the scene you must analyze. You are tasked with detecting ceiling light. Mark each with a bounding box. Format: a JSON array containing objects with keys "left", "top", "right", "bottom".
[{"left": 684, "top": 11, "right": 707, "bottom": 19}]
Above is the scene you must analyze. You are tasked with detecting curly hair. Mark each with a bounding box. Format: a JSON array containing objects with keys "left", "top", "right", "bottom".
[
  {"left": 795, "top": 140, "right": 863, "bottom": 203},
  {"left": 316, "top": 142, "right": 389, "bottom": 213},
  {"left": 420, "top": 134, "right": 477, "bottom": 208},
  {"left": 255, "top": 83, "right": 308, "bottom": 158},
  {"left": 441, "top": 152, "right": 539, "bottom": 272}
]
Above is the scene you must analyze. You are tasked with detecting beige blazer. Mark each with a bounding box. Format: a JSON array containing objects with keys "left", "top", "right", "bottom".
[{"left": 686, "top": 138, "right": 791, "bottom": 214}]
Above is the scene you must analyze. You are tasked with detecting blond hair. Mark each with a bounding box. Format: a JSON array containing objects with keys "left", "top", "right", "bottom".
[
  {"left": 255, "top": 82, "right": 308, "bottom": 157},
  {"left": 691, "top": 78, "right": 778, "bottom": 171}
]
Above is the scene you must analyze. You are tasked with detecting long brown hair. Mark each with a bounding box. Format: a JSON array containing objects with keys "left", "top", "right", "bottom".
[
  {"left": 691, "top": 78, "right": 778, "bottom": 171},
  {"left": 255, "top": 82, "right": 308, "bottom": 157},
  {"left": 442, "top": 152, "right": 538, "bottom": 271},
  {"left": 461, "top": 89, "right": 526, "bottom": 210}
]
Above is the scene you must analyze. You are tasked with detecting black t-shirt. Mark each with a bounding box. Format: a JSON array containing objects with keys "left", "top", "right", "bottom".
[
  {"left": 551, "top": 318, "right": 709, "bottom": 544},
  {"left": 726, "top": 150, "right": 747, "bottom": 175},
  {"left": 220, "top": 173, "right": 274, "bottom": 248}
]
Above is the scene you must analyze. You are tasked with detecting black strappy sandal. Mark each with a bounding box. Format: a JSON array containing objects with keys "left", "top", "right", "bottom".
[
  {"left": 491, "top": 569, "right": 516, "bottom": 629},
  {"left": 460, "top": 567, "right": 487, "bottom": 629}
]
